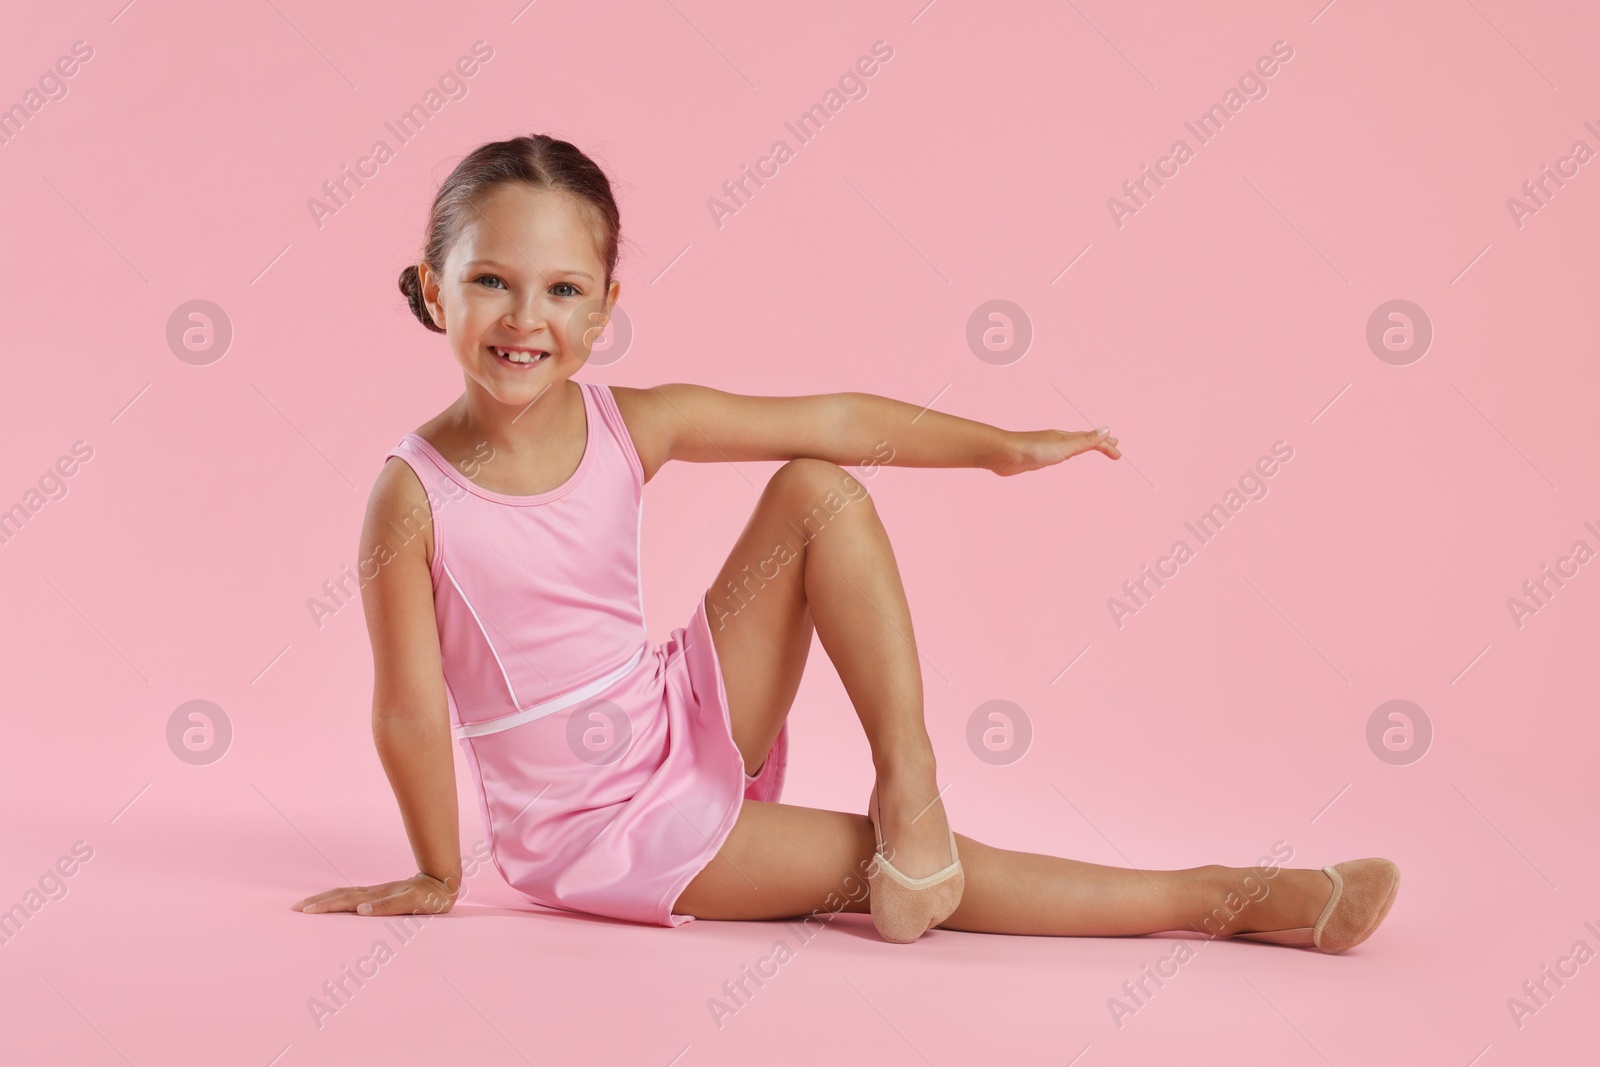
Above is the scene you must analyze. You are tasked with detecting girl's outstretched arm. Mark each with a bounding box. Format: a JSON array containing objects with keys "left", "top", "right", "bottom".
[
  {"left": 292, "top": 459, "right": 461, "bottom": 917},
  {"left": 615, "top": 384, "right": 1119, "bottom": 482}
]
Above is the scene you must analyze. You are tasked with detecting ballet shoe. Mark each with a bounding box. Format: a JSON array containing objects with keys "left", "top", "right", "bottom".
[
  {"left": 1233, "top": 858, "right": 1400, "bottom": 954},
  {"left": 865, "top": 782, "right": 964, "bottom": 944}
]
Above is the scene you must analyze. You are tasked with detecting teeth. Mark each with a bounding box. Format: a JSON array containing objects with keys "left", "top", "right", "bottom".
[{"left": 494, "top": 347, "right": 547, "bottom": 364}]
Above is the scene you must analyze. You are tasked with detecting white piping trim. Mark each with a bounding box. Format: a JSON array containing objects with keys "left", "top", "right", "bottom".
[
  {"left": 454, "top": 642, "right": 647, "bottom": 739},
  {"left": 441, "top": 559, "right": 521, "bottom": 712},
  {"left": 634, "top": 479, "right": 646, "bottom": 626}
]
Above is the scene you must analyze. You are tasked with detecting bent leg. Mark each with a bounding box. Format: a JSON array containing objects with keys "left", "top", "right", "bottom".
[
  {"left": 703, "top": 458, "right": 956, "bottom": 881},
  {"left": 674, "top": 801, "right": 1334, "bottom": 937},
  {"left": 699, "top": 466, "right": 819, "bottom": 779}
]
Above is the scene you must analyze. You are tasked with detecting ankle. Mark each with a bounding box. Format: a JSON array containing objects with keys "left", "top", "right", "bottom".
[
  {"left": 873, "top": 739, "right": 937, "bottom": 784},
  {"left": 1186, "top": 865, "right": 1286, "bottom": 937}
]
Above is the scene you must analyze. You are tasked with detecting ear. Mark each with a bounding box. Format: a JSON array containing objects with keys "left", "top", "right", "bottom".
[{"left": 418, "top": 262, "right": 446, "bottom": 330}]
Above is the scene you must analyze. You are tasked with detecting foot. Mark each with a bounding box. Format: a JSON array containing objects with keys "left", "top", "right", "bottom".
[{"left": 872, "top": 763, "right": 956, "bottom": 880}]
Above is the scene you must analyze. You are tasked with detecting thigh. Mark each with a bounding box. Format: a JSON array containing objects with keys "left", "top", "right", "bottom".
[
  {"left": 673, "top": 799, "right": 877, "bottom": 920},
  {"left": 674, "top": 797, "right": 1068, "bottom": 934},
  {"left": 703, "top": 461, "right": 838, "bottom": 774}
]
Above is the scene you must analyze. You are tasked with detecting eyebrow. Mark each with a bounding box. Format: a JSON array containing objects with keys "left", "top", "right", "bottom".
[{"left": 463, "top": 259, "right": 594, "bottom": 281}]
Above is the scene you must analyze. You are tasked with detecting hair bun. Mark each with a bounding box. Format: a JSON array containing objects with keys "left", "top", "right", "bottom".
[{"left": 398, "top": 264, "right": 443, "bottom": 333}]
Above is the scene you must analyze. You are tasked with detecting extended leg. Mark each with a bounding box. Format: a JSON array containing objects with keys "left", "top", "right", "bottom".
[{"left": 674, "top": 801, "right": 1334, "bottom": 938}]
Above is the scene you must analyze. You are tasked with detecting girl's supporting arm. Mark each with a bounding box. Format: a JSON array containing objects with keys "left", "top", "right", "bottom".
[
  {"left": 292, "top": 458, "right": 461, "bottom": 917},
  {"left": 363, "top": 460, "right": 462, "bottom": 892}
]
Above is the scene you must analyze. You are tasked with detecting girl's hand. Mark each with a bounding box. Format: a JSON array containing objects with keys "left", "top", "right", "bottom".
[
  {"left": 291, "top": 871, "right": 458, "bottom": 917},
  {"left": 994, "top": 427, "right": 1121, "bottom": 476}
]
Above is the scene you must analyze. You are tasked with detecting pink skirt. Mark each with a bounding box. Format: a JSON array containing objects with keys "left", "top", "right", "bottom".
[{"left": 458, "top": 593, "right": 789, "bottom": 927}]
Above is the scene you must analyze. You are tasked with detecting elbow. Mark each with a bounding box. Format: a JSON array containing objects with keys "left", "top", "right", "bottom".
[{"left": 371, "top": 702, "right": 449, "bottom": 735}]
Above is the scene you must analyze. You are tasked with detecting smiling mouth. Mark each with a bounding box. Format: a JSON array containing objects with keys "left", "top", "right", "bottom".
[{"left": 491, "top": 346, "right": 550, "bottom": 366}]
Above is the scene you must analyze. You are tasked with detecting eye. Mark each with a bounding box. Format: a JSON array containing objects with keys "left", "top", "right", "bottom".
[
  {"left": 552, "top": 282, "right": 581, "bottom": 297},
  {"left": 473, "top": 274, "right": 506, "bottom": 290}
]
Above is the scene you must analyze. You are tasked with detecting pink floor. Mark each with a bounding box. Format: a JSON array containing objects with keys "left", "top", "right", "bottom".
[{"left": 4, "top": 0, "right": 1598, "bottom": 1063}]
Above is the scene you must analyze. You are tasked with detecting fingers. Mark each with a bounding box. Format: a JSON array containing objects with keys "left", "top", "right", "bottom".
[
  {"left": 291, "top": 886, "right": 361, "bottom": 911},
  {"left": 293, "top": 871, "right": 456, "bottom": 916},
  {"left": 355, "top": 889, "right": 415, "bottom": 916},
  {"left": 294, "top": 882, "right": 453, "bottom": 916},
  {"left": 1063, "top": 427, "right": 1119, "bottom": 460},
  {"left": 293, "top": 886, "right": 386, "bottom": 914},
  {"left": 1094, "top": 426, "right": 1121, "bottom": 459}
]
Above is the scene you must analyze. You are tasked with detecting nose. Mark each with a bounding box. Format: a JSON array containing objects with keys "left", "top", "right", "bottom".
[{"left": 504, "top": 289, "right": 548, "bottom": 336}]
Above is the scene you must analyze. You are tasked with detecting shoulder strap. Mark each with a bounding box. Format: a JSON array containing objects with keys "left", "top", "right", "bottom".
[{"left": 588, "top": 382, "right": 645, "bottom": 489}]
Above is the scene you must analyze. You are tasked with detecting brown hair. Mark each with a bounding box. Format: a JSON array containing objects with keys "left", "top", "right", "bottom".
[{"left": 397, "top": 134, "right": 622, "bottom": 333}]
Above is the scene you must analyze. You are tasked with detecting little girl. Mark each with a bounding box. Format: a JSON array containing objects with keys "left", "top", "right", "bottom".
[{"left": 293, "top": 134, "right": 1399, "bottom": 950}]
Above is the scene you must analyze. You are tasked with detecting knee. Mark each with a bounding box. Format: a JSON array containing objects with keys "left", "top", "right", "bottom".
[{"left": 769, "top": 458, "right": 874, "bottom": 511}]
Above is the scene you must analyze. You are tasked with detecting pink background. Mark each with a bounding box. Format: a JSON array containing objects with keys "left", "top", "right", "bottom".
[{"left": 3, "top": 0, "right": 1597, "bottom": 1063}]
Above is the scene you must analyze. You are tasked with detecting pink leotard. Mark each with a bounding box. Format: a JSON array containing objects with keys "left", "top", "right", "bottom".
[{"left": 383, "top": 378, "right": 788, "bottom": 926}]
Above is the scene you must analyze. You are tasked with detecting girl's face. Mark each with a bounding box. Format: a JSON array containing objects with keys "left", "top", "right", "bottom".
[{"left": 419, "top": 183, "right": 620, "bottom": 408}]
